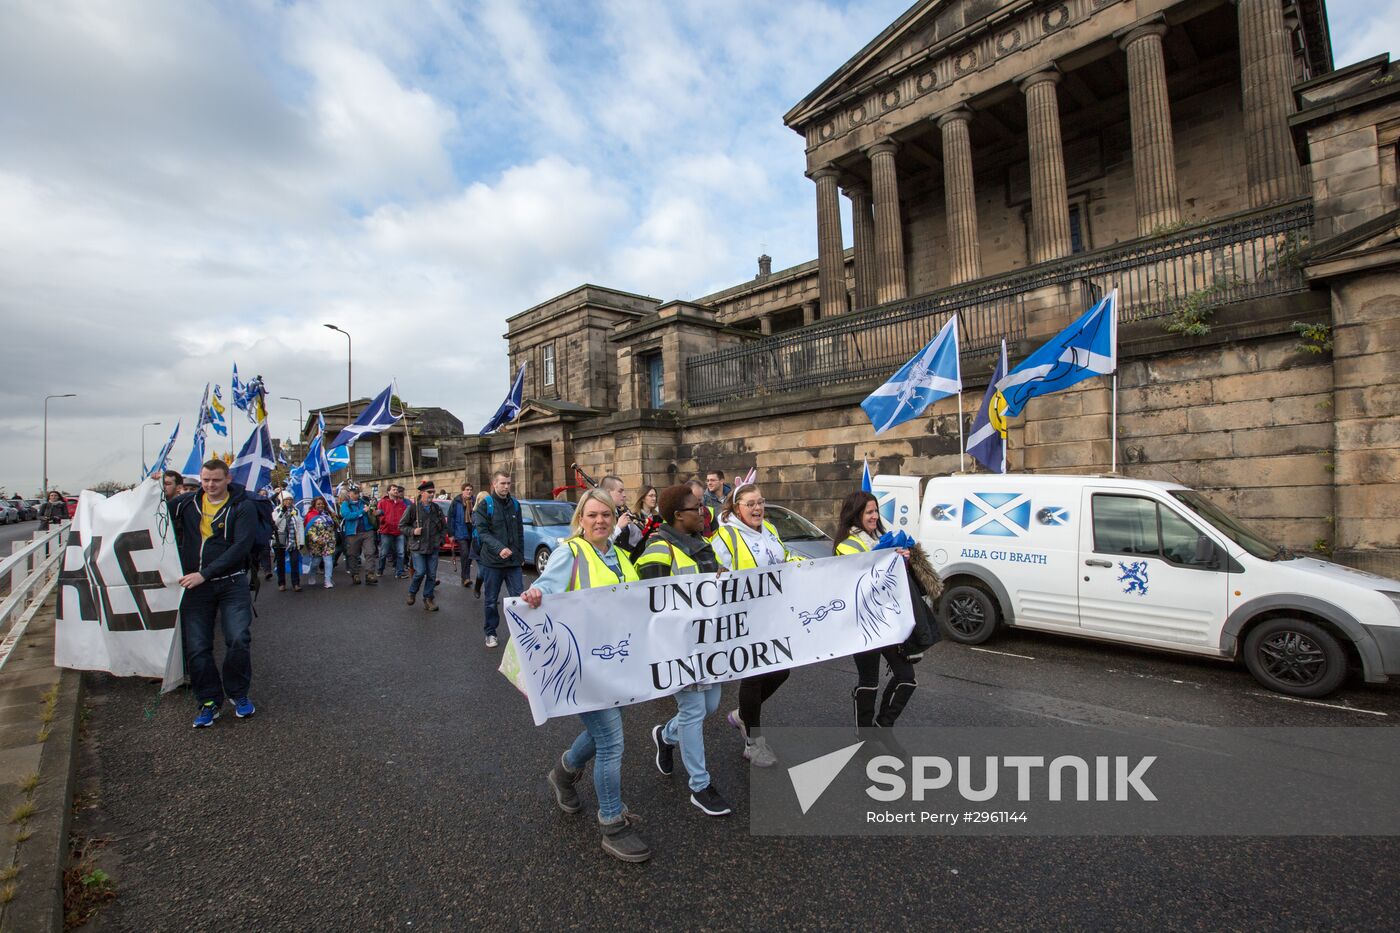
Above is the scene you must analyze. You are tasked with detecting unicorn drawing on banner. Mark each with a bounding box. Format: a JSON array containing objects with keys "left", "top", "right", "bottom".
[
  {"left": 853, "top": 554, "right": 904, "bottom": 645},
  {"left": 507, "top": 606, "right": 583, "bottom": 705}
]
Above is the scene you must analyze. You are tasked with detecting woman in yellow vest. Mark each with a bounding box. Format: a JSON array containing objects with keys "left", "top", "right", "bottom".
[
  {"left": 521, "top": 489, "right": 650, "bottom": 863},
  {"left": 636, "top": 485, "right": 732, "bottom": 817},
  {"left": 832, "top": 490, "right": 918, "bottom": 730},
  {"left": 710, "top": 482, "right": 804, "bottom": 768}
]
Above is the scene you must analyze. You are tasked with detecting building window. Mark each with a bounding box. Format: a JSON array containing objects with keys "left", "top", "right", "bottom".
[
  {"left": 543, "top": 343, "right": 556, "bottom": 387},
  {"left": 643, "top": 353, "right": 664, "bottom": 408},
  {"left": 354, "top": 441, "right": 373, "bottom": 476},
  {"left": 1068, "top": 204, "right": 1086, "bottom": 254}
]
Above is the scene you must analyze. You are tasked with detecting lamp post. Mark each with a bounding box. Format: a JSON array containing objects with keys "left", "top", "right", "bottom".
[
  {"left": 141, "top": 421, "right": 162, "bottom": 475},
  {"left": 280, "top": 396, "right": 303, "bottom": 445},
  {"left": 43, "top": 393, "right": 77, "bottom": 496},
  {"left": 323, "top": 324, "right": 351, "bottom": 456}
]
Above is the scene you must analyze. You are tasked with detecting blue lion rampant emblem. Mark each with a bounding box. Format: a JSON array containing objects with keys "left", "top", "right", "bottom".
[
  {"left": 853, "top": 555, "right": 904, "bottom": 645},
  {"left": 1117, "top": 560, "right": 1149, "bottom": 596},
  {"left": 507, "top": 606, "right": 583, "bottom": 705}
]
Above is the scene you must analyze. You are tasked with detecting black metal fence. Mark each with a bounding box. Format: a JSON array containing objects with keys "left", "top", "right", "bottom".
[{"left": 684, "top": 200, "right": 1313, "bottom": 408}]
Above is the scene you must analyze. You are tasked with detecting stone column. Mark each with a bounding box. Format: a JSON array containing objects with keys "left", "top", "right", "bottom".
[
  {"left": 1020, "top": 69, "right": 1073, "bottom": 262},
  {"left": 802, "top": 300, "right": 818, "bottom": 326},
  {"left": 759, "top": 313, "right": 774, "bottom": 336},
  {"left": 938, "top": 108, "right": 982, "bottom": 284},
  {"left": 843, "top": 182, "right": 877, "bottom": 310},
  {"left": 810, "top": 166, "right": 847, "bottom": 318},
  {"left": 1236, "top": 0, "right": 1306, "bottom": 205},
  {"left": 1120, "top": 21, "right": 1181, "bottom": 235},
  {"left": 866, "top": 139, "right": 908, "bottom": 303},
  {"left": 380, "top": 432, "right": 391, "bottom": 475}
]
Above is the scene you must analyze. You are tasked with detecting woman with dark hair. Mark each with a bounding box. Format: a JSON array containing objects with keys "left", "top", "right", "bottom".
[
  {"left": 39, "top": 491, "right": 67, "bottom": 529},
  {"left": 832, "top": 490, "right": 920, "bottom": 730},
  {"left": 303, "top": 495, "right": 337, "bottom": 588},
  {"left": 711, "top": 482, "right": 804, "bottom": 767}
]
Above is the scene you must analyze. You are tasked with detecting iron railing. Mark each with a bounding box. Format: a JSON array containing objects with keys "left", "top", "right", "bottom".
[{"left": 685, "top": 200, "right": 1313, "bottom": 407}]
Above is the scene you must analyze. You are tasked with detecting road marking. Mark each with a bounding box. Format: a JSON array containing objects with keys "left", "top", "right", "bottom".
[
  {"left": 964, "top": 646, "right": 1035, "bottom": 660},
  {"left": 1105, "top": 668, "right": 1206, "bottom": 688},
  {"left": 1247, "top": 692, "right": 1388, "bottom": 717}
]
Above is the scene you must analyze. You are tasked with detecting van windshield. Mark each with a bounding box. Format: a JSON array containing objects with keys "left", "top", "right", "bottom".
[{"left": 1168, "top": 490, "right": 1284, "bottom": 560}]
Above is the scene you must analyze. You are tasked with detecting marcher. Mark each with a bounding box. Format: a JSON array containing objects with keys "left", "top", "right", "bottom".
[
  {"left": 332, "top": 488, "right": 349, "bottom": 576},
  {"left": 833, "top": 491, "right": 919, "bottom": 730},
  {"left": 162, "top": 469, "right": 184, "bottom": 502},
  {"left": 39, "top": 490, "right": 66, "bottom": 529},
  {"left": 702, "top": 470, "right": 726, "bottom": 512},
  {"left": 710, "top": 483, "right": 805, "bottom": 767},
  {"left": 303, "top": 496, "right": 337, "bottom": 587},
  {"left": 375, "top": 484, "right": 409, "bottom": 579},
  {"left": 687, "top": 478, "right": 717, "bottom": 537},
  {"left": 272, "top": 492, "right": 304, "bottom": 592},
  {"left": 339, "top": 485, "right": 378, "bottom": 586},
  {"left": 523, "top": 490, "right": 650, "bottom": 862},
  {"left": 637, "top": 485, "right": 732, "bottom": 817},
  {"left": 402, "top": 480, "right": 447, "bottom": 611},
  {"left": 168, "top": 460, "right": 257, "bottom": 728},
  {"left": 448, "top": 482, "right": 476, "bottom": 587},
  {"left": 600, "top": 475, "right": 644, "bottom": 555},
  {"left": 474, "top": 471, "right": 524, "bottom": 647}
]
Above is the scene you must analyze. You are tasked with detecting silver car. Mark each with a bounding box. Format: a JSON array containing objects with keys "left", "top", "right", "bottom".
[
  {"left": 763, "top": 504, "right": 833, "bottom": 559},
  {"left": 0, "top": 503, "right": 17, "bottom": 525}
]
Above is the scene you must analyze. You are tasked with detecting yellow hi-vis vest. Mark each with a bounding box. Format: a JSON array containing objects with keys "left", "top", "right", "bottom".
[
  {"left": 564, "top": 537, "right": 639, "bottom": 590},
  {"left": 714, "top": 520, "right": 803, "bottom": 571},
  {"left": 834, "top": 534, "right": 872, "bottom": 557},
  {"left": 636, "top": 534, "right": 701, "bottom": 575}
]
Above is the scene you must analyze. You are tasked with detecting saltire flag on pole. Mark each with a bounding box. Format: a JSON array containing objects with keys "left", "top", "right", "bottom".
[
  {"left": 276, "top": 443, "right": 289, "bottom": 467},
  {"left": 180, "top": 429, "right": 206, "bottom": 482},
  {"left": 328, "top": 383, "right": 400, "bottom": 451},
  {"left": 861, "top": 316, "right": 962, "bottom": 435},
  {"left": 143, "top": 422, "right": 180, "bottom": 480},
  {"left": 861, "top": 459, "right": 873, "bottom": 493},
  {"left": 967, "top": 340, "right": 1010, "bottom": 473},
  {"left": 230, "top": 421, "right": 275, "bottom": 493},
  {"left": 998, "top": 290, "right": 1117, "bottom": 418},
  {"left": 209, "top": 385, "right": 228, "bottom": 436},
  {"left": 240, "top": 374, "right": 267, "bottom": 424},
  {"left": 230, "top": 364, "right": 248, "bottom": 415},
  {"left": 291, "top": 414, "right": 334, "bottom": 509},
  {"left": 480, "top": 365, "right": 525, "bottom": 434}
]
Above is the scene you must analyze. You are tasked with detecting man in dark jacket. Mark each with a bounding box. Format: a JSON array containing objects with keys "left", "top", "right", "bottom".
[
  {"left": 168, "top": 459, "right": 258, "bottom": 728},
  {"left": 473, "top": 470, "right": 524, "bottom": 649},
  {"left": 447, "top": 482, "right": 476, "bottom": 588},
  {"left": 402, "top": 479, "right": 447, "bottom": 612}
]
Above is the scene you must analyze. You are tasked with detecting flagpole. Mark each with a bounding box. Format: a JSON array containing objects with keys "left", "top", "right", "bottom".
[
  {"left": 957, "top": 391, "right": 965, "bottom": 473},
  {"left": 1111, "top": 372, "right": 1118, "bottom": 473}
]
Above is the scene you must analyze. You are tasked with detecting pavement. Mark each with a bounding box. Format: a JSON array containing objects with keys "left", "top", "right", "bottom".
[{"left": 69, "top": 562, "right": 1400, "bottom": 931}]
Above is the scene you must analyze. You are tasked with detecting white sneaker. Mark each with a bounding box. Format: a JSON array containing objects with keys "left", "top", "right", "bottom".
[
  {"left": 485, "top": 635, "right": 498, "bottom": 649},
  {"left": 744, "top": 737, "right": 778, "bottom": 768},
  {"left": 324, "top": 580, "right": 334, "bottom": 589}
]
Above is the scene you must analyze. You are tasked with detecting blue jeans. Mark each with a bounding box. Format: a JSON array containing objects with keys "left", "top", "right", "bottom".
[
  {"left": 481, "top": 565, "right": 523, "bottom": 636},
  {"left": 377, "top": 534, "right": 405, "bottom": 576},
  {"left": 180, "top": 573, "right": 253, "bottom": 706},
  {"left": 409, "top": 551, "right": 439, "bottom": 599},
  {"left": 662, "top": 685, "right": 722, "bottom": 792},
  {"left": 566, "top": 708, "right": 625, "bottom": 821}
]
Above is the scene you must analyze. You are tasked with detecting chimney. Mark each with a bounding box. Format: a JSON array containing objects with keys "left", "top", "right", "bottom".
[{"left": 756, "top": 254, "right": 772, "bottom": 279}]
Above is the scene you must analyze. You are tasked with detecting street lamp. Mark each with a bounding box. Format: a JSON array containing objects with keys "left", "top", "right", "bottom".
[
  {"left": 280, "top": 396, "right": 303, "bottom": 444},
  {"left": 323, "top": 324, "right": 351, "bottom": 453},
  {"left": 43, "top": 393, "right": 77, "bottom": 496},
  {"left": 141, "top": 421, "right": 163, "bottom": 475}
]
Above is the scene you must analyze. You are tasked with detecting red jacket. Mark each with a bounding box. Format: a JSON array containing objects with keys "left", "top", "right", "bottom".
[{"left": 377, "top": 497, "right": 409, "bottom": 536}]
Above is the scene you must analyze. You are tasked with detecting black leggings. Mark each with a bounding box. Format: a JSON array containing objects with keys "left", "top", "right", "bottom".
[
  {"left": 853, "top": 645, "right": 915, "bottom": 689},
  {"left": 738, "top": 670, "right": 790, "bottom": 734}
]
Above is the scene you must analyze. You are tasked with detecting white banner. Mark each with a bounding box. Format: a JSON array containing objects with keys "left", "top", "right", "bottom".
[
  {"left": 55, "top": 479, "right": 185, "bottom": 691},
  {"left": 500, "top": 549, "right": 913, "bottom": 725}
]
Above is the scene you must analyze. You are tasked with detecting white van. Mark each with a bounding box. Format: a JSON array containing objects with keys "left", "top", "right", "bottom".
[{"left": 873, "top": 473, "right": 1400, "bottom": 698}]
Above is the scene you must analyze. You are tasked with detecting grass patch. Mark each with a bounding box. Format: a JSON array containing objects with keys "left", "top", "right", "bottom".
[
  {"left": 0, "top": 883, "right": 14, "bottom": 905},
  {"left": 36, "top": 727, "right": 51, "bottom": 744},
  {"left": 39, "top": 685, "right": 59, "bottom": 706},
  {"left": 9, "top": 802, "right": 34, "bottom": 824},
  {"left": 64, "top": 836, "right": 117, "bottom": 929},
  {"left": 18, "top": 773, "right": 40, "bottom": 794},
  {"left": 0, "top": 865, "right": 16, "bottom": 882},
  {"left": 14, "top": 828, "right": 31, "bottom": 843}
]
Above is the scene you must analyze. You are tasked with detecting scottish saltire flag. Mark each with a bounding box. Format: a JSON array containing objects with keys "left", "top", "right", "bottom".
[
  {"left": 230, "top": 421, "right": 275, "bottom": 492},
  {"left": 861, "top": 316, "right": 962, "bottom": 435},
  {"left": 861, "top": 460, "right": 873, "bottom": 493},
  {"left": 276, "top": 443, "right": 289, "bottom": 467},
  {"left": 180, "top": 430, "right": 206, "bottom": 481},
  {"left": 293, "top": 428, "right": 334, "bottom": 509},
  {"left": 967, "top": 340, "right": 1010, "bottom": 473},
  {"left": 209, "top": 385, "right": 228, "bottom": 436},
  {"left": 998, "top": 290, "right": 1117, "bottom": 418},
  {"left": 480, "top": 365, "right": 525, "bottom": 434},
  {"left": 143, "top": 422, "right": 180, "bottom": 479},
  {"left": 230, "top": 364, "right": 247, "bottom": 415},
  {"left": 325, "top": 445, "right": 350, "bottom": 472},
  {"left": 328, "top": 383, "right": 400, "bottom": 451}
]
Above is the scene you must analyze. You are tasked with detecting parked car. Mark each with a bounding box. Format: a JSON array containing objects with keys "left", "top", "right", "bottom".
[
  {"left": 0, "top": 503, "right": 17, "bottom": 525},
  {"left": 65, "top": 497, "right": 79, "bottom": 518},
  {"left": 20, "top": 499, "right": 40, "bottom": 521},
  {"left": 522, "top": 499, "right": 577, "bottom": 571},
  {"left": 763, "top": 504, "right": 834, "bottom": 559}
]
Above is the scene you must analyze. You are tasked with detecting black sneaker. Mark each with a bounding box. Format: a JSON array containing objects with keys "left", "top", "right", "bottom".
[
  {"left": 651, "top": 724, "right": 674, "bottom": 775},
  {"left": 690, "top": 784, "right": 732, "bottom": 817}
]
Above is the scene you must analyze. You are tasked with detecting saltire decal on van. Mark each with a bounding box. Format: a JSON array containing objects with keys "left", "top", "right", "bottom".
[{"left": 961, "top": 492, "right": 1032, "bottom": 537}]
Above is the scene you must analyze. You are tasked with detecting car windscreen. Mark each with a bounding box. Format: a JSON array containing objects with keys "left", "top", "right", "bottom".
[
  {"left": 1169, "top": 490, "right": 1282, "bottom": 560},
  {"left": 764, "top": 506, "right": 825, "bottom": 540},
  {"left": 531, "top": 502, "right": 576, "bottom": 527}
]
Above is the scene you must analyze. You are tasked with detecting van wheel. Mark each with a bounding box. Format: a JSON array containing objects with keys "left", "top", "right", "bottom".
[
  {"left": 535, "top": 546, "right": 552, "bottom": 572},
  {"left": 1243, "top": 617, "right": 1347, "bottom": 698},
  {"left": 938, "top": 585, "right": 999, "bottom": 645}
]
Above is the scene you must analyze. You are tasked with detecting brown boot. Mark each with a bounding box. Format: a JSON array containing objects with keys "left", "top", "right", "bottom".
[
  {"left": 351, "top": 574, "right": 361, "bottom": 585},
  {"left": 366, "top": 572, "right": 378, "bottom": 586},
  {"left": 406, "top": 593, "right": 416, "bottom": 606},
  {"left": 424, "top": 598, "right": 439, "bottom": 612}
]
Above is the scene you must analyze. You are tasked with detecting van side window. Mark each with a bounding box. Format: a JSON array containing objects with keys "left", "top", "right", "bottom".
[
  {"left": 1158, "top": 507, "right": 1200, "bottom": 565},
  {"left": 1092, "top": 495, "right": 1209, "bottom": 567}
]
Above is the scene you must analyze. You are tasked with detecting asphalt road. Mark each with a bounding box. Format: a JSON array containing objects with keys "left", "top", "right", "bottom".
[{"left": 76, "top": 562, "right": 1400, "bottom": 931}]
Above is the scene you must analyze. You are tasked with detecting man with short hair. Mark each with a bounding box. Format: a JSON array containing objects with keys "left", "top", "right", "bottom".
[
  {"left": 473, "top": 471, "right": 523, "bottom": 649},
  {"left": 169, "top": 459, "right": 258, "bottom": 728},
  {"left": 703, "top": 470, "right": 726, "bottom": 512},
  {"left": 402, "top": 480, "right": 447, "bottom": 611},
  {"left": 340, "top": 485, "right": 378, "bottom": 586},
  {"left": 162, "top": 469, "right": 184, "bottom": 502},
  {"left": 376, "top": 485, "right": 409, "bottom": 579},
  {"left": 686, "top": 478, "right": 717, "bottom": 538},
  {"left": 448, "top": 482, "right": 476, "bottom": 588}
]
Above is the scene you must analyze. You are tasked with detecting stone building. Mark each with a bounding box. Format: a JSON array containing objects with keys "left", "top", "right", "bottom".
[
  {"left": 395, "top": 0, "right": 1399, "bottom": 575},
  {"left": 303, "top": 399, "right": 463, "bottom": 483}
]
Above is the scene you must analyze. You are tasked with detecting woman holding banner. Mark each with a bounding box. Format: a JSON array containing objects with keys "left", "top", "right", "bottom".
[
  {"left": 636, "top": 485, "right": 732, "bottom": 817},
  {"left": 710, "top": 483, "right": 804, "bottom": 768},
  {"left": 521, "top": 489, "right": 650, "bottom": 864}
]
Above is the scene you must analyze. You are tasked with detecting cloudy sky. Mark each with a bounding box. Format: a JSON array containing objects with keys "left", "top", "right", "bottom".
[{"left": 0, "top": 0, "right": 1393, "bottom": 494}]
